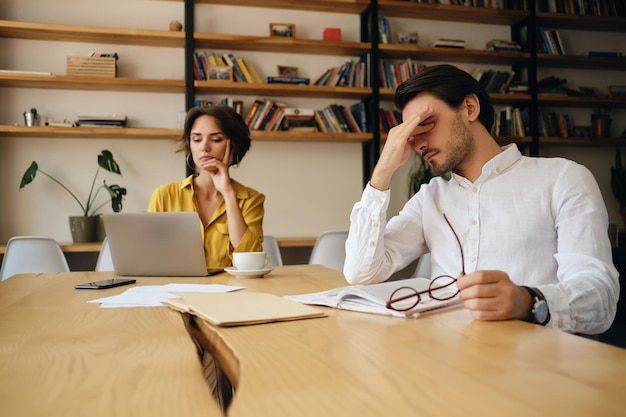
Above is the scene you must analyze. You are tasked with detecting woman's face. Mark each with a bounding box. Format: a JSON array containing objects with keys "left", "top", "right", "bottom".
[{"left": 189, "top": 115, "right": 230, "bottom": 169}]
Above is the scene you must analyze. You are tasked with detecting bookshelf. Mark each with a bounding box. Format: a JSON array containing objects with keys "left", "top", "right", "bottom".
[{"left": 2, "top": 0, "right": 626, "bottom": 242}]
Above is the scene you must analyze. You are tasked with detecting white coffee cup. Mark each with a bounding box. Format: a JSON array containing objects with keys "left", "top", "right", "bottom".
[{"left": 233, "top": 252, "right": 267, "bottom": 271}]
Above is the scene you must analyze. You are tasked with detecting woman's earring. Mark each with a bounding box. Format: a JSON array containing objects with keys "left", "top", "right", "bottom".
[{"left": 186, "top": 154, "right": 195, "bottom": 170}]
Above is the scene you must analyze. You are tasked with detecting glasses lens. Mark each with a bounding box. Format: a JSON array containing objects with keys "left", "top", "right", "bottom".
[
  {"left": 429, "top": 275, "right": 459, "bottom": 301},
  {"left": 388, "top": 287, "right": 421, "bottom": 311}
]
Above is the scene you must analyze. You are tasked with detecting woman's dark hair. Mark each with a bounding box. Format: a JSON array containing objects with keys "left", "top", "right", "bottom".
[
  {"left": 178, "top": 105, "right": 251, "bottom": 166},
  {"left": 394, "top": 64, "right": 494, "bottom": 132}
]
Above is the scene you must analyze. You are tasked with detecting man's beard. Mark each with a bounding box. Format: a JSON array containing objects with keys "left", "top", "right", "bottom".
[{"left": 429, "top": 113, "right": 474, "bottom": 176}]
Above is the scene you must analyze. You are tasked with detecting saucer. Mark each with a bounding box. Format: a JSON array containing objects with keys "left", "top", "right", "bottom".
[{"left": 224, "top": 267, "right": 273, "bottom": 279}]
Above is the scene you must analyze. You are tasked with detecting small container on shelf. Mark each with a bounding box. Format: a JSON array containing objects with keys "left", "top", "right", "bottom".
[
  {"left": 66, "top": 56, "right": 116, "bottom": 77},
  {"left": 591, "top": 112, "right": 612, "bottom": 139}
]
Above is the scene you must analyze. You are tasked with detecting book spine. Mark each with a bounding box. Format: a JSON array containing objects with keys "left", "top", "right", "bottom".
[{"left": 236, "top": 58, "right": 254, "bottom": 83}]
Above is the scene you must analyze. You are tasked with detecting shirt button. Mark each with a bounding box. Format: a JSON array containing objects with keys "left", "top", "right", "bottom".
[
  {"left": 469, "top": 256, "right": 476, "bottom": 262},
  {"left": 470, "top": 219, "right": 477, "bottom": 225},
  {"left": 558, "top": 320, "right": 564, "bottom": 329},
  {"left": 495, "top": 168, "right": 501, "bottom": 174},
  {"left": 369, "top": 241, "right": 375, "bottom": 247},
  {"left": 376, "top": 198, "right": 382, "bottom": 205},
  {"left": 373, "top": 222, "right": 379, "bottom": 228},
  {"left": 471, "top": 187, "right": 478, "bottom": 192}
]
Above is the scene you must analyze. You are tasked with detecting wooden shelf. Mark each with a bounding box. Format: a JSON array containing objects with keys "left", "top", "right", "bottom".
[
  {"left": 0, "top": 19, "right": 184, "bottom": 47},
  {"left": 0, "top": 73, "right": 185, "bottom": 93},
  {"left": 538, "top": 95, "right": 626, "bottom": 108},
  {"left": 539, "top": 137, "right": 626, "bottom": 147},
  {"left": 251, "top": 131, "right": 371, "bottom": 143},
  {"left": 377, "top": 0, "right": 529, "bottom": 25},
  {"left": 379, "top": 88, "right": 531, "bottom": 105},
  {"left": 537, "top": 54, "right": 626, "bottom": 71},
  {"left": 174, "top": 0, "right": 370, "bottom": 14},
  {"left": 194, "top": 80, "right": 372, "bottom": 99},
  {"left": 0, "top": 125, "right": 371, "bottom": 143},
  {"left": 536, "top": 12, "right": 626, "bottom": 32},
  {"left": 379, "top": 44, "right": 529, "bottom": 65},
  {"left": 0, "top": 125, "right": 182, "bottom": 140},
  {"left": 195, "top": 33, "right": 370, "bottom": 56}
]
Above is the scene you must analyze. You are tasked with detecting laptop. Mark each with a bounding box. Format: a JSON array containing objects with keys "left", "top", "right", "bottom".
[{"left": 102, "top": 212, "right": 213, "bottom": 277}]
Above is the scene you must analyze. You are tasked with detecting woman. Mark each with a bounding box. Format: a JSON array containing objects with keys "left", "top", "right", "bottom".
[{"left": 148, "top": 106, "right": 264, "bottom": 268}]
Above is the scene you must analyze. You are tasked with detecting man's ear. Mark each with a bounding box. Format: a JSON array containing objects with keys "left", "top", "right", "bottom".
[{"left": 463, "top": 94, "right": 480, "bottom": 122}]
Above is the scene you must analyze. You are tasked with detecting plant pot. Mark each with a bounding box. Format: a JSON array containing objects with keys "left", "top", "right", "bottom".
[{"left": 69, "top": 216, "right": 98, "bottom": 243}]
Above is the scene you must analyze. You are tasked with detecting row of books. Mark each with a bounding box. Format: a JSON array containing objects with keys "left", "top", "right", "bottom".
[
  {"left": 379, "top": 59, "right": 426, "bottom": 90},
  {"left": 379, "top": 108, "right": 402, "bottom": 134},
  {"left": 469, "top": 68, "right": 516, "bottom": 94},
  {"left": 193, "top": 50, "right": 263, "bottom": 83},
  {"left": 492, "top": 106, "right": 528, "bottom": 137},
  {"left": 538, "top": 111, "right": 574, "bottom": 138},
  {"left": 313, "top": 56, "right": 369, "bottom": 88},
  {"left": 241, "top": 99, "right": 366, "bottom": 133},
  {"left": 537, "top": 0, "right": 626, "bottom": 17},
  {"left": 537, "top": 28, "right": 566, "bottom": 55}
]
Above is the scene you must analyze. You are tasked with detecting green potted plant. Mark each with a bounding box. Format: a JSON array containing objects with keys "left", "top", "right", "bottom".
[
  {"left": 610, "top": 147, "right": 626, "bottom": 227},
  {"left": 19, "top": 150, "right": 127, "bottom": 243}
]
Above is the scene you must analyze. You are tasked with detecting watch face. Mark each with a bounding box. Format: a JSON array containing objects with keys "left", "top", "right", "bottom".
[{"left": 535, "top": 300, "right": 549, "bottom": 324}]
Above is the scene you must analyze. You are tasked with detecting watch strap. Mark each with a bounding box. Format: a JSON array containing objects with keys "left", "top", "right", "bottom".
[{"left": 522, "top": 286, "right": 550, "bottom": 325}]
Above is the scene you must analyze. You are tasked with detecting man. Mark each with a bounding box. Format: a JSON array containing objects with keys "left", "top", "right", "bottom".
[{"left": 344, "top": 64, "right": 619, "bottom": 334}]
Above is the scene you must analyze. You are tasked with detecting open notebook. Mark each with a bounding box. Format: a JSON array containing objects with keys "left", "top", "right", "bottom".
[
  {"left": 285, "top": 277, "right": 462, "bottom": 318},
  {"left": 102, "top": 212, "right": 210, "bottom": 276}
]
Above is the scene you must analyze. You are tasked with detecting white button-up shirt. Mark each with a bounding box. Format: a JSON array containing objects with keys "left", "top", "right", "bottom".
[{"left": 344, "top": 145, "right": 619, "bottom": 334}]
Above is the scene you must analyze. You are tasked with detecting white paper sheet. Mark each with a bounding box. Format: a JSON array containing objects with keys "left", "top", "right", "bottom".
[{"left": 88, "top": 283, "right": 245, "bottom": 308}]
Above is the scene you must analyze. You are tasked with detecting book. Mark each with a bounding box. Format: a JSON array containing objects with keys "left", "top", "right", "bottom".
[
  {"left": 280, "top": 108, "right": 318, "bottom": 132},
  {"left": 166, "top": 291, "right": 326, "bottom": 327},
  {"left": 221, "top": 52, "right": 246, "bottom": 82},
  {"left": 236, "top": 57, "right": 254, "bottom": 83},
  {"left": 241, "top": 58, "right": 263, "bottom": 83},
  {"left": 266, "top": 76, "right": 311, "bottom": 85},
  {"left": 431, "top": 38, "right": 465, "bottom": 48},
  {"left": 285, "top": 277, "right": 462, "bottom": 318}
]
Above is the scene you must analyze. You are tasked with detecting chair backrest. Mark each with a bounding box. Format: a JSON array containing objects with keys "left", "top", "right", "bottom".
[
  {"left": 262, "top": 235, "right": 283, "bottom": 267},
  {"left": 95, "top": 237, "right": 114, "bottom": 271},
  {"left": 412, "top": 253, "right": 432, "bottom": 278},
  {"left": 309, "top": 231, "right": 349, "bottom": 271},
  {"left": 0, "top": 236, "right": 70, "bottom": 281}
]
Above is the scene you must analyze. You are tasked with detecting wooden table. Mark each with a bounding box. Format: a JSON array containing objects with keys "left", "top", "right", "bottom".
[{"left": 1, "top": 265, "right": 625, "bottom": 416}]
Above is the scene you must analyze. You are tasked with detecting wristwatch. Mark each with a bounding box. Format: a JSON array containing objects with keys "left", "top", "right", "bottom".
[{"left": 523, "top": 286, "right": 550, "bottom": 326}]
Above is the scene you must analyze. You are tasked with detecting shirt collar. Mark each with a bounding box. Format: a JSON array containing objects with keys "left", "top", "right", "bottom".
[{"left": 451, "top": 143, "right": 522, "bottom": 186}]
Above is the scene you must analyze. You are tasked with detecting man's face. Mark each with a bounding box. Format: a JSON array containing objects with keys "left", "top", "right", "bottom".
[{"left": 401, "top": 93, "right": 474, "bottom": 175}]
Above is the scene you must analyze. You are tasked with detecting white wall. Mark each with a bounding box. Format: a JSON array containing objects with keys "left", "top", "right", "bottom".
[{"left": 1, "top": 1, "right": 624, "bottom": 243}]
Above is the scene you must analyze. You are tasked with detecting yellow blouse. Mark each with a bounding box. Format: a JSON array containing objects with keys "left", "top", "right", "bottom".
[{"left": 147, "top": 175, "right": 265, "bottom": 268}]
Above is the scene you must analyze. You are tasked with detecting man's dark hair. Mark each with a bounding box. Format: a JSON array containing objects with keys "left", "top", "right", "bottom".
[
  {"left": 394, "top": 64, "right": 494, "bottom": 132},
  {"left": 178, "top": 105, "right": 251, "bottom": 166}
]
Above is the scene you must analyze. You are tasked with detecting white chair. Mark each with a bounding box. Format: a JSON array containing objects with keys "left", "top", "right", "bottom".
[
  {"left": 95, "top": 237, "right": 114, "bottom": 271},
  {"left": 0, "top": 236, "right": 70, "bottom": 281},
  {"left": 309, "top": 231, "right": 349, "bottom": 271},
  {"left": 262, "top": 235, "right": 283, "bottom": 267}
]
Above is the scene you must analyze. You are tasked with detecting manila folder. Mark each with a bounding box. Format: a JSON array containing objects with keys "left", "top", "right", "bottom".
[{"left": 167, "top": 291, "right": 327, "bottom": 327}]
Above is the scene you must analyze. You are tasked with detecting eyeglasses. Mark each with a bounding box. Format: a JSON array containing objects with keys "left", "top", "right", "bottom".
[{"left": 386, "top": 214, "right": 465, "bottom": 312}]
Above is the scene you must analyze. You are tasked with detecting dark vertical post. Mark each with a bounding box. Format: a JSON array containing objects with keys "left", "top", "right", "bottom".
[{"left": 184, "top": 0, "right": 195, "bottom": 176}]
